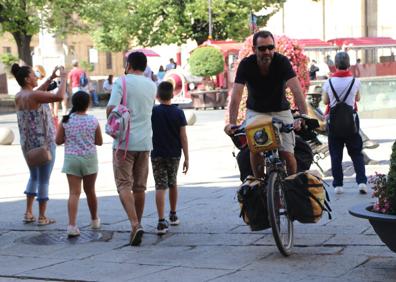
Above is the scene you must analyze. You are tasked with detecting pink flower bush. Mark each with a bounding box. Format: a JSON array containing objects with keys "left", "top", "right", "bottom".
[
  {"left": 368, "top": 173, "right": 392, "bottom": 214},
  {"left": 225, "top": 34, "right": 310, "bottom": 124}
]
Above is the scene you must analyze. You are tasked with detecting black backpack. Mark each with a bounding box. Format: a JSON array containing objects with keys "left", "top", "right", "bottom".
[{"left": 328, "top": 78, "right": 357, "bottom": 138}]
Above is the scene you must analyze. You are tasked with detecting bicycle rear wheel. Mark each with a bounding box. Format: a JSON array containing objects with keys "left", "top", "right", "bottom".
[{"left": 267, "top": 171, "right": 294, "bottom": 256}]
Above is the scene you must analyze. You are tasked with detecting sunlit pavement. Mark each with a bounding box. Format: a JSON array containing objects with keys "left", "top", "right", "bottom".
[{"left": 0, "top": 108, "right": 395, "bottom": 282}]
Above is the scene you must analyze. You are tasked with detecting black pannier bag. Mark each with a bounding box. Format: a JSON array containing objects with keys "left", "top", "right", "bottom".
[
  {"left": 283, "top": 172, "right": 332, "bottom": 223},
  {"left": 237, "top": 176, "right": 270, "bottom": 231}
]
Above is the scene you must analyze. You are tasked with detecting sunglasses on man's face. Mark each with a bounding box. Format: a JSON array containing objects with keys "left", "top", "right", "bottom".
[{"left": 256, "top": 44, "right": 275, "bottom": 52}]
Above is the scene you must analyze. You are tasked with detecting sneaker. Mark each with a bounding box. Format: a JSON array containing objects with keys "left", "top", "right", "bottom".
[
  {"left": 67, "top": 225, "right": 80, "bottom": 237},
  {"left": 129, "top": 225, "right": 144, "bottom": 246},
  {"left": 90, "top": 218, "right": 101, "bottom": 229},
  {"left": 169, "top": 212, "right": 180, "bottom": 226},
  {"left": 334, "top": 186, "right": 344, "bottom": 194},
  {"left": 156, "top": 219, "right": 169, "bottom": 235},
  {"left": 358, "top": 183, "right": 368, "bottom": 194}
]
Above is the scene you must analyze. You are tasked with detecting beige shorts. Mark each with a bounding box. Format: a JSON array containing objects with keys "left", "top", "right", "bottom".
[
  {"left": 112, "top": 150, "right": 149, "bottom": 193},
  {"left": 246, "top": 109, "right": 295, "bottom": 153}
]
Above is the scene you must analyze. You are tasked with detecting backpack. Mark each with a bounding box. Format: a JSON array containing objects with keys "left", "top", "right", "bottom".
[
  {"left": 237, "top": 176, "right": 270, "bottom": 231},
  {"left": 79, "top": 72, "right": 88, "bottom": 87},
  {"left": 105, "top": 76, "right": 130, "bottom": 159},
  {"left": 328, "top": 78, "right": 357, "bottom": 138},
  {"left": 283, "top": 171, "right": 332, "bottom": 223}
]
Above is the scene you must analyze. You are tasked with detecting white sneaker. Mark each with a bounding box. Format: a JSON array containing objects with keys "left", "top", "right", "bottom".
[
  {"left": 358, "top": 183, "right": 368, "bottom": 194},
  {"left": 334, "top": 186, "right": 344, "bottom": 194},
  {"left": 67, "top": 225, "right": 80, "bottom": 237},
  {"left": 91, "top": 218, "right": 101, "bottom": 229}
]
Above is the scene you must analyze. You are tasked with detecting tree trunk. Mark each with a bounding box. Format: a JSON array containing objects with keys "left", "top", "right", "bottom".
[{"left": 11, "top": 32, "right": 33, "bottom": 66}]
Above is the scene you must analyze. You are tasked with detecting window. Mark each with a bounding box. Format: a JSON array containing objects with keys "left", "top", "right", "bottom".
[{"left": 106, "top": 52, "right": 112, "bottom": 69}]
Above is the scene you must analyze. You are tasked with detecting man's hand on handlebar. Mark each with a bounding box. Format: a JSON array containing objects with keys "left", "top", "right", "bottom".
[{"left": 224, "top": 124, "right": 238, "bottom": 136}]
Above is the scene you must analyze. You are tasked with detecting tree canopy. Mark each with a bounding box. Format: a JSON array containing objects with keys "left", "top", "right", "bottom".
[
  {"left": 0, "top": 0, "right": 88, "bottom": 65},
  {"left": 88, "top": 0, "right": 287, "bottom": 51},
  {"left": 0, "top": 0, "right": 288, "bottom": 63}
]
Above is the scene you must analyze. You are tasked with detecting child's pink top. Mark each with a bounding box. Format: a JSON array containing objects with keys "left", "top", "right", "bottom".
[{"left": 63, "top": 113, "right": 98, "bottom": 156}]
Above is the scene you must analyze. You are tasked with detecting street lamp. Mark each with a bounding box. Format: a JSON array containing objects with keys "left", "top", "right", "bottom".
[{"left": 208, "top": 0, "right": 212, "bottom": 40}]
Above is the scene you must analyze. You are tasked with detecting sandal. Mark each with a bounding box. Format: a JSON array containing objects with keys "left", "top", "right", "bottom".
[
  {"left": 23, "top": 213, "right": 36, "bottom": 224},
  {"left": 37, "top": 216, "right": 56, "bottom": 226}
]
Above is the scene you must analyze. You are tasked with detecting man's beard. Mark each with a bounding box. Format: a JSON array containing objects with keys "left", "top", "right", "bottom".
[{"left": 258, "top": 55, "right": 272, "bottom": 66}]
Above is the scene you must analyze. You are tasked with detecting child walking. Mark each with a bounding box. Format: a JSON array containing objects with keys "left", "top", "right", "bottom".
[
  {"left": 56, "top": 91, "right": 103, "bottom": 237},
  {"left": 151, "top": 81, "right": 189, "bottom": 235}
]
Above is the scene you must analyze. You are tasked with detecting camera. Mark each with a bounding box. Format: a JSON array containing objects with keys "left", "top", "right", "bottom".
[{"left": 47, "top": 80, "right": 60, "bottom": 91}]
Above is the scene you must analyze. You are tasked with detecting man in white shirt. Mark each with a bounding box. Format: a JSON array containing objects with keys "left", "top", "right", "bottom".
[{"left": 106, "top": 52, "right": 156, "bottom": 246}]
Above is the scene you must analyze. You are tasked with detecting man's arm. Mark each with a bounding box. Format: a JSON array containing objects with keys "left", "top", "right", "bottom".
[
  {"left": 286, "top": 77, "right": 307, "bottom": 115},
  {"left": 225, "top": 83, "right": 244, "bottom": 134},
  {"left": 229, "top": 83, "right": 244, "bottom": 124}
]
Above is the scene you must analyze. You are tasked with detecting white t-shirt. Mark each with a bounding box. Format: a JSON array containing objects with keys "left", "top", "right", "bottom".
[
  {"left": 107, "top": 74, "right": 156, "bottom": 151},
  {"left": 322, "top": 76, "right": 361, "bottom": 108}
]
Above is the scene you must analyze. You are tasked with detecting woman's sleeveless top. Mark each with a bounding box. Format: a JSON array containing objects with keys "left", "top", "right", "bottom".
[{"left": 16, "top": 104, "right": 55, "bottom": 152}]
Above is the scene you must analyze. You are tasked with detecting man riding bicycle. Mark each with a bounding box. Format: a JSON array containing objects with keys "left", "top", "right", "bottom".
[{"left": 225, "top": 30, "right": 308, "bottom": 177}]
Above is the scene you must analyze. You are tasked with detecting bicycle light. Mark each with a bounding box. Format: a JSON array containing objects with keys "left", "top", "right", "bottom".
[
  {"left": 245, "top": 115, "right": 280, "bottom": 153},
  {"left": 254, "top": 129, "right": 269, "bottom": 145}
]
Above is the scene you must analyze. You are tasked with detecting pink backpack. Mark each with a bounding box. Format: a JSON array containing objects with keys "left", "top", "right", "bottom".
[{"left": 105, "top": 76, "right": 131, "bottom": 159}]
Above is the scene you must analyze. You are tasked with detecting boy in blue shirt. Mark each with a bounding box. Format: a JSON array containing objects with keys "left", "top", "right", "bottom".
[{"left": 151, "top": 81, "right": 189, "bottom": 235}]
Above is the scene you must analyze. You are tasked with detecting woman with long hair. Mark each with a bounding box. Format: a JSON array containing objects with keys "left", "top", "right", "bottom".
[{"left": 12, "top": 64, "right": 67, "bottom": 225}]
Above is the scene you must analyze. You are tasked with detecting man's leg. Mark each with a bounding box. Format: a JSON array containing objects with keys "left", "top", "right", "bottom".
[
  {"left": 250, "top": 151, "right": 265, "bottom": 178},
  {"left": 328, "top": 135, "right": 345, "bottom": 187},
  {"left": 132, "top": 151, "right": 149, "bottom": 224},
  {"left": 113, "top": 150, "right": 139, "bottom": 229},
  {"left": 133, "top": 192, "right": 145, "bottom": 223},
  {"left": 279, "top": 151, "right": 297, "bottom": 175},
  {"left": 345, "top": 133, "right": 367, "bottom": 185}
]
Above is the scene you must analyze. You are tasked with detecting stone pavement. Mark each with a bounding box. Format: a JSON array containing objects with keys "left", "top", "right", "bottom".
[{"left": 0, "top": 108, "right": 396, "bottom": 282}]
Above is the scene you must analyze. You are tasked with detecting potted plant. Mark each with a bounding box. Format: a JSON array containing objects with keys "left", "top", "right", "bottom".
[
  {"left": 189, "top": 46, "right": 226, "bottom": 109},
  {"left": 349, "top": 140, "right": 396, "bottom": 252},
  {"left": 189, "top": 46, "right": 224, "bottom": 89}
]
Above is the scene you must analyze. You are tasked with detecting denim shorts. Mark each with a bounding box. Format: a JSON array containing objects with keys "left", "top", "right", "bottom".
[{"left": 62, "top": 154, "right": 98, "bottom": 177}]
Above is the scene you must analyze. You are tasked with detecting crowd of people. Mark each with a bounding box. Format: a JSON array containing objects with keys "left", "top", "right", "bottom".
[{"left": 12, "top": 30, "right": 368, "bottom": 247}]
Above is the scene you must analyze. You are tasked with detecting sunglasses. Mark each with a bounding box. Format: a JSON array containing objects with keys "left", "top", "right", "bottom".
[{"left": 256, "top": 45, "right": 275, "bottom": 51}]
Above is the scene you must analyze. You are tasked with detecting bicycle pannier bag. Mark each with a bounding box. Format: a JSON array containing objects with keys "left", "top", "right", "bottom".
[
  {"left": 245, "top": 114, "right": 280, "bottom": 153},
  {"left": 283, "top": 171, "right": 331, "bottom": 223},
  {"left": 237, "top": 176, "right": 270, "bottom": 231},
  {"left": 328, "top": 78, "right": 357, "bottom": 138}
]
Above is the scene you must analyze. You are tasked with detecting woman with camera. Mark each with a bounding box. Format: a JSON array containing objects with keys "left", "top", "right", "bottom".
[{"left": 12, "top": 64, "right": 67, "bottom": 225}]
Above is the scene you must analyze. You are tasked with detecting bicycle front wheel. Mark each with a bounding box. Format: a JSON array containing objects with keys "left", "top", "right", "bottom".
[{"left": 267, "top": 171, "right": 294, "bottom": 256}]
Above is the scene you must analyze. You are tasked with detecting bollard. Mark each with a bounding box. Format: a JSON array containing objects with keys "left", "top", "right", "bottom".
[
  {"left": 0, "top": 127, "right": 15, "bottom": 145},
  {"left": 184, "top": 110, "right": 197, "bottom": 126}
]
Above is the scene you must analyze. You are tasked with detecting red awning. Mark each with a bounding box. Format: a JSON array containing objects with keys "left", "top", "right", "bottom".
[
  {"left": 200, "top": 40, "right": 243, "bottom": 56},
  {"left": 294, "top": 39, "right": 337, "bottom": 50},
  {"left": 327, "top": 37, "right": 396, "bottom": 48}
]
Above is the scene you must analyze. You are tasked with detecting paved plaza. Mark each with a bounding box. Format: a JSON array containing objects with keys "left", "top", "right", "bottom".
[{"left": 0, "top": 108, "right": 395, "bottom": 281}]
